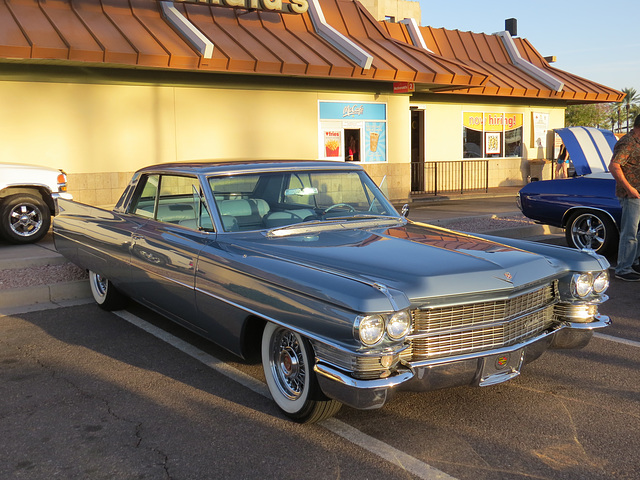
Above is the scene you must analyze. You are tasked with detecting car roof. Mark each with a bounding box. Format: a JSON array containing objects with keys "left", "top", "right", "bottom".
[{"left": 137, "top": 160, "right": 365, "bottom": 176}]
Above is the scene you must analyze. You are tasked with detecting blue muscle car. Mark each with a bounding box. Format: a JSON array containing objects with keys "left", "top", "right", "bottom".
[
  {"left": 518, "top": 127, "right": 620, "bottom": 256},
  {"left": 54, "top": 160, "right": 611, "bottom": 423}
]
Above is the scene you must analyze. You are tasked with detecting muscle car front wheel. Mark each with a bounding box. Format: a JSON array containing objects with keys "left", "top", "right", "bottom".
[
  {"left": 565, "top": 211, "right": 618, "bottom": 257},
  {"left": 89, "top": 271, "right": 127, "bottom": 311},
  {"left": 262, "top": 323, "right": 342, "bottom": 423}
]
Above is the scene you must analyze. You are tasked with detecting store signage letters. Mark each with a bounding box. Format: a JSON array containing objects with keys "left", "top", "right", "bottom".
[
  {"left": 343, "top": 105, "right": 364, "bottom": 118},
  {"left": 173, "top": 0, "right": 309, "bottom": 14},
  {"left": 464, "top": 112, "right": 523, "bottom": 131}
]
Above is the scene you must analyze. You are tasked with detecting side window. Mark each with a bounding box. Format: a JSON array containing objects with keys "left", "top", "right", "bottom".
[
  {"left": 129, "top": 174, "right": 159, "bottom": 218},
  {"left": 156, "top": 176, "right": 201, "bottom": 226},
  {"left": 129, "top": 174, "right": 212, "bottom": 230}
]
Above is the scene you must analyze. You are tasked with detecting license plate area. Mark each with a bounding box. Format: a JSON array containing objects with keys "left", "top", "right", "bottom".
[{"left": 477, "top": 349, "right": 525, "bottom": 386}]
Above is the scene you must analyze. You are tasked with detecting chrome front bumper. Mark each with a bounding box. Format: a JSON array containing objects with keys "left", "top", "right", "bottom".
[{"left": 315, "top": 315, "right": 610, "bottom": 410}]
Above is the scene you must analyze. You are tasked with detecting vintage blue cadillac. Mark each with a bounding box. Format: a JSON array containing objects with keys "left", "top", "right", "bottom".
[{"left": 54, "top": 161, "right": 611, "bottom": 422}]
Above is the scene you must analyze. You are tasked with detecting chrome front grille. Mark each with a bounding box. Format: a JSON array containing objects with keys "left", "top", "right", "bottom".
[{"left": 405, "top": 282, "right": 557, "bottom": 361}]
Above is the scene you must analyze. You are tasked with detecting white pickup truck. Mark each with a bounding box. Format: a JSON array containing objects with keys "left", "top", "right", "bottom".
[{"left": 0, "top": 162, "right": 73, "bottom": 244}]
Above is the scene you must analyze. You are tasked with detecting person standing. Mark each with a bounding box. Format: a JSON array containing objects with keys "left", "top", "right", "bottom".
[
  {"left": 609, "top": 114, "right": 640, "bottom": 281},
  {"left": 555, "top": 143, "right": 569, "bottom": 178}
]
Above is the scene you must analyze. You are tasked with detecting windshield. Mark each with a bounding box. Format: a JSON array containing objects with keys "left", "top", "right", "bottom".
[{"left": 208, "top": 170, "right": 398, "bottom": 232}]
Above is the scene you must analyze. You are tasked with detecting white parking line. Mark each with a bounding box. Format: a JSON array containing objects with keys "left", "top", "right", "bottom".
[
  {"left": 113, "top": 310, "right": 457, "bottom": 480},
  {"left": 594, "top": 332, "right": 640, "bottom": 348}
]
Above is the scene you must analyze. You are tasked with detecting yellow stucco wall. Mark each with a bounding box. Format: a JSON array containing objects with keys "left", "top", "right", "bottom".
[{"left": 0, "top": 80, "right": 412, "bottom": 204}]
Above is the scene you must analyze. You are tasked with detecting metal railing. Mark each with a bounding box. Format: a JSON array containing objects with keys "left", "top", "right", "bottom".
[{"left": 411, "top": 160, "right": 489, "bottom": 196}]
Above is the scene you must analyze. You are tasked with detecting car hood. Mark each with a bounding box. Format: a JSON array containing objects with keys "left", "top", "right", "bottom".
[
  {"left": 221, "top": 221, "right": 578, "bottom": 311},
  {"left": 555, "top": 127, "right": 617, "bottom": 175}
]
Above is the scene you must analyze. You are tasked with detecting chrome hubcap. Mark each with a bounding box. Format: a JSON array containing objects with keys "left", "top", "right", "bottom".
[
  {"left": 9, "top": 204, "right": 42, "bottom": 237},
  {"left": 573, "top": 215, "right": 604, "bottom": 250}
]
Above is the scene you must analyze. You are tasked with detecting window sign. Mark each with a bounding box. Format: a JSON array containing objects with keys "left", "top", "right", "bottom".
[
  {"left": 532, "top": 112, "right": 549, "bottom": 148},
  {"left": 365, "top": 122, "right": 386, "bottom": 162},
  {"left": 462, "top": 112, "right": 523, "bottom": 158},
  {"left": 324, "top": 130, "right": 341, "bottom": 158},
  {"left": 319, "top": 101, "right": 387, "bottom": 162}
]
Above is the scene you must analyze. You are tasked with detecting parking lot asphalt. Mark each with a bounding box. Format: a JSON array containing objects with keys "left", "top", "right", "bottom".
[{"left": 0, "top": 187, "right": 563, "bottom": 314}]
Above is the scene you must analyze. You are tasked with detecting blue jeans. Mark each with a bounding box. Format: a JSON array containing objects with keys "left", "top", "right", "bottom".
[{"left": 616, "top": 197, "right": 640, "bottom": 274}]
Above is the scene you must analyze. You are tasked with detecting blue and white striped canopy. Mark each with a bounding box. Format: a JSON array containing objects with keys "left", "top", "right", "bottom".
[{"left": 555, "top": 127, "right": 618, "bottom": 175}]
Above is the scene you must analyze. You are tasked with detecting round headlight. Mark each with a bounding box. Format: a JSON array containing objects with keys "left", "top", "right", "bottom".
[
  {"left": 358, "top": 315, "right": 385, "bottom": 345},
  {"left": 593, "top": 270, "right": 609, "bottom": 294},
  {"left": 572, "top": 273, "right": 593, "bottom": 297},
  {"left": 387, "top": 310, "right": 411, "bottom": 340}
]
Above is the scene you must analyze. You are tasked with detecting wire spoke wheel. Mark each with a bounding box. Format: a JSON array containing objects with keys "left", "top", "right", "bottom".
[{"left": 261, "top": 323, "right": 341, "bottom": 423}]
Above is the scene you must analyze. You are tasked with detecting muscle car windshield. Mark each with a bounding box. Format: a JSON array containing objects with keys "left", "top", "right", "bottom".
[{"left": 208, "top": 170, "right": 398, "bottom": 232}]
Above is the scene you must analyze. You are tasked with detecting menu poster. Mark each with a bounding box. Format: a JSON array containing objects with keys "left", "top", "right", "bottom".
[
  {"left": 364, "top": 122, "right": 386, "bottom": 162},
  {"left": 324, "top": 130, "right": 341, "bottom": 158},
  {"left": 532, "top": 112, "right": 549, "bottom": 149}
]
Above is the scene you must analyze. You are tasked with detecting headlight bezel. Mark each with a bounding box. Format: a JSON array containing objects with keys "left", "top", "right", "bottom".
[
  {"left": 386, "top": 310, "right": 411, "bottom": 340},
  {"left": 570, "top": 270, "right": 609, "bottom": 298},
  {"left": 355, "top": 314, "right": 385, "bottom": 346},
  {"left": 592, "top": 270, "right": 610, "bottom": 294},
  {"left": 355, "top": 310, "right": 412, "bottom": 346}
]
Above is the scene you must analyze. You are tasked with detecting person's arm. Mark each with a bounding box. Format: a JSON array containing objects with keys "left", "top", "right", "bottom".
[{"left": 609, "top": 161, "right": 640, "bottom": 198}]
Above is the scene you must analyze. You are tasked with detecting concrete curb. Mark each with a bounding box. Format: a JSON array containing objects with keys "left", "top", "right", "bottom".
[{"left": 0, "top": 279, "right": 91, "bottom": 310}]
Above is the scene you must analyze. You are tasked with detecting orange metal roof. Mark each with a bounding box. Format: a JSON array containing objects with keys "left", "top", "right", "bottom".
[
  {"left": 381, "top": 23, "right": 623, "bottom": 103},
  {"left": 0, "top": 0, "right": 489, "bottom": 90}
]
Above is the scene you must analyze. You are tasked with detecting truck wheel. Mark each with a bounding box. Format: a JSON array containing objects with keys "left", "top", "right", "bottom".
[
  {"left": 565, "top": 211, "right": 618, "bottom": 257},
  {"left": 261, "top": 322, "right": 342, "bottom": 423},
  {"left": 89, "top": 271, "right": 127, "bottom": 310},
  {"left": 0, "top": 194, "right": 51, "bottom": 244}
]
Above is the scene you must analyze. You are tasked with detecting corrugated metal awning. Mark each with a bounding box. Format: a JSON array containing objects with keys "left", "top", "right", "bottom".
[
  {"left": 380, "top": 23, "right": 624, "bottom": 103},
  {"left": 0, "top": 0, "right": 489, "bottom": 90}
]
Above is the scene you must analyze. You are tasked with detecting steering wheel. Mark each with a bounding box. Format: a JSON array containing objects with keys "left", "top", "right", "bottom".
[{"left": 323, "top": 203, "right": 356, "bottom": 215}]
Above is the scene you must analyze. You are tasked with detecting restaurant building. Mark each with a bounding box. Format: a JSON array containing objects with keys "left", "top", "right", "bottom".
[{"left": 0, "top": 0, "right": 623, "bottom": 204}]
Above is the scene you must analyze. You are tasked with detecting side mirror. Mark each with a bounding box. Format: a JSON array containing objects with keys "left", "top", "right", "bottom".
[{"left": 401, "top": 204, "right": 410, "bottom": 218}]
